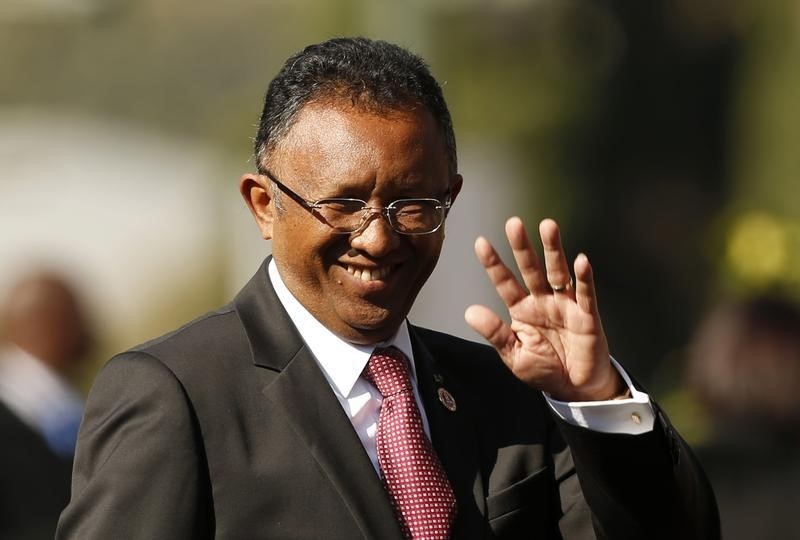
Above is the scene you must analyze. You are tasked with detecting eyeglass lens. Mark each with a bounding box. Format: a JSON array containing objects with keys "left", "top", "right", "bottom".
[{"left": 315, "top": 199, "right": 444, "bottom": 234}]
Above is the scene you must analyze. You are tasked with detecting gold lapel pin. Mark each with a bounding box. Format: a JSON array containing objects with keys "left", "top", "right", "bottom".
[{"left": 437, "top": 387, "right": 457, "bottom": 412}]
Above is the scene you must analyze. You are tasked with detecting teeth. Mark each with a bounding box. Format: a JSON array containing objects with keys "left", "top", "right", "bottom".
[{"left": 346, "top": 265, "right": 391, "bottom": 281}]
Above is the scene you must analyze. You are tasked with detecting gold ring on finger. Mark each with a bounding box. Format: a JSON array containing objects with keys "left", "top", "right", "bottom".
[{"left": 550, "top": 277, "right": 573, "bottom": 292}]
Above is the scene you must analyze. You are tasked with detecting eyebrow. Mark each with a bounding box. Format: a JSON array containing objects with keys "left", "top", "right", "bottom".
[{"left": 267, "top": 169, "right": 446, "bottom": 202}]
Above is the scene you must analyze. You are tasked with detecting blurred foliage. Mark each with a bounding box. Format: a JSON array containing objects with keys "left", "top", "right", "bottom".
[
  {"left": 2, "top": 0, "right": 799, "bottom": 396},
  {"left": 723, "top": 211, "right": 800, "bottom": 292}
]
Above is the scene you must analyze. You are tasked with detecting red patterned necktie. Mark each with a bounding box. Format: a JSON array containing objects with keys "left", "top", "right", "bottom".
[{"left": 363, "top": 347, "right": 457, "bottom": 540}]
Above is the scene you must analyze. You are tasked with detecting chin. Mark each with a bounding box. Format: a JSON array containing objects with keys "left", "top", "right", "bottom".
[{"left": 341, "top": 307, "right": 407, "bottom": 343}]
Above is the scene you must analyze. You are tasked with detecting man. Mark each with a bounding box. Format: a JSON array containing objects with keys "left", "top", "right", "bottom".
[
  {"left": 57, "top": 38, "right": 718, "bottom": 539},
  {"left": 0, "top": 272, "right": 89, "bottom": 539}
]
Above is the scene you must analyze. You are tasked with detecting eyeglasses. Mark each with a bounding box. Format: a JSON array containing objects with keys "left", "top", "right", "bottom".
[{"left": 263, "top": 170, "right": 452, "bottom": 235}]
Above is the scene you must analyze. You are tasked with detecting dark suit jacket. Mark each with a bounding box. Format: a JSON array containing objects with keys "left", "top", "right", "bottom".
[
  {"left": 57, "top": 260, "right": 719, "bottom": 539},
  {"left": 0, "top": 402, "right": 73, "bottom": 540}
]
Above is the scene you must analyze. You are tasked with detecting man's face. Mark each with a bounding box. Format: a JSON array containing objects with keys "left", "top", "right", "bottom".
[{"left": 247, "top": 101, "right": 461, "bottom": 344}]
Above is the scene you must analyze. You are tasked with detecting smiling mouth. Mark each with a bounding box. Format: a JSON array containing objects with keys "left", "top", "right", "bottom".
[{"left": 345, "top": 264, "right": 394, "bottom": 282}]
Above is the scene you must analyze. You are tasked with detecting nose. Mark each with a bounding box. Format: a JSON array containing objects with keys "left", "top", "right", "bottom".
[{"left": 349, "top": 210, "right": 400, "bottom": 257}]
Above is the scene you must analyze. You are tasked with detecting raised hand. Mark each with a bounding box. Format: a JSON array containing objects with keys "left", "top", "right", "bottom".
[{"left": 465, "top": 217, "right": 625, "bottom": 402}]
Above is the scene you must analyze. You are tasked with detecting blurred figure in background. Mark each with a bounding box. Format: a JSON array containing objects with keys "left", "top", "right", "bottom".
[
  {"left": 688, "top": 296, "right": 800, "bottom": 539},
  {"left": 0, "top": 271, "right": 91, "bottom": 540}
]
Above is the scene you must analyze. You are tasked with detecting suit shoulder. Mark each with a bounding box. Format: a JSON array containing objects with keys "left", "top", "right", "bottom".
[
  {"left": 412, "top": 326, "right": 496, "bottom": 357},
  {"left": 412, "top": 326, "right": 505, "bottom": 372},
  {"left": 133, "top": 303, "right": 242, "bottom": 352},
  {"left": 112, "top": 303, "right": 249, "bottom": 383},
  {"left": 412, "top": 326, "right": 538, "bottom": 392}
]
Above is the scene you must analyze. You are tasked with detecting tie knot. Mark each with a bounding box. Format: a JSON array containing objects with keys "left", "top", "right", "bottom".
[{"left": 364, "top": 347, "right": 413, "bottom": 397}]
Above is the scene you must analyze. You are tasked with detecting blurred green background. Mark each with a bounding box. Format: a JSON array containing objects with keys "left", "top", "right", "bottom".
[{"left": 2, "top": 0, "right": 799, "bottom": 445}]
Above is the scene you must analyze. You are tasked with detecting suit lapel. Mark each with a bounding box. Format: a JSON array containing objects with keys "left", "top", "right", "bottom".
[
  {"left": 262, "top": 348, "right": 403, "bottom": 539},
  {"left": 410, "top": 328, "right": 488, "bottom": 539},
  {"left": 233, "top": 260, "right": 403, "bottom": 540}
]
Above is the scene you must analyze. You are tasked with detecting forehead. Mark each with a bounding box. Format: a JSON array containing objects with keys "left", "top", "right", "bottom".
[{"left": 270, "top": 101, "right": 450, "bottom": 193}]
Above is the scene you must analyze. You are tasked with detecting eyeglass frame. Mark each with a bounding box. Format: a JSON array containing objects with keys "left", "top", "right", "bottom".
[{"left": 260, "top": 170, "right": 453, "bottom": 236}]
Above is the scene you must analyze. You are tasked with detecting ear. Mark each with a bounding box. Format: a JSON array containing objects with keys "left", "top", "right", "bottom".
[
  {"left": 239, "top": 173, "right": 275, "bottom": 240},
  {"left": 448, "top": 174, "right": 464, "bottom": 206}
]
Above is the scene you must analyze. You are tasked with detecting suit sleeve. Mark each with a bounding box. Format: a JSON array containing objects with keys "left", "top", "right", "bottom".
[
  {"left": 555, "top": 404, "right": 720, "bottom": 540},
  {"left": 56, "top": 352, "right": 213, "bottom": 540}
]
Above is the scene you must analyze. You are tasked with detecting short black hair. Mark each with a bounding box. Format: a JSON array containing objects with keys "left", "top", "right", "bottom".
[{"left": 254, "top": 37, "right": 457, "bottom": 175}]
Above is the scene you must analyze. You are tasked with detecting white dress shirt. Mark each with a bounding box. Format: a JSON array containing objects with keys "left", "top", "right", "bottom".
[
  {"left": 268, "top": 260, "right": 655, "bottom": 475},
  {"left": 268, "top": 261, "right": 429, "bottom": 473}
]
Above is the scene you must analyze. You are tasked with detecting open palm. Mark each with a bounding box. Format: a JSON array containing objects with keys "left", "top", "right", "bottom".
[{"left": 465, "top": 217, "right": 623, "bottom": 402}]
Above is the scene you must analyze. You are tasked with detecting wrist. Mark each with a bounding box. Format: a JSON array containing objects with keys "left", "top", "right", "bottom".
[
  {"left": 567, "top": 370, "right": 628, "bottom": 402},
  {"left": 596, "top": 371, "right": 629, "bottom": 401}
]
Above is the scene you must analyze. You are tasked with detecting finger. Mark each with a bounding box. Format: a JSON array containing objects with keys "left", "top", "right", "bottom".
[
  {"left": 474, "top": 236, "right": 528, "bottom": 307},
  {"left": 539, "top": 218, "right": 574, "bottom": 297},
  {"left": 464, "top": 304, "right": 517, "bottom": 357},
  {"left": 573, "top": 253, "right": 600, "bottom": 316},
  {"left": 505, "top": 216, "right": 549, "bottom": 295}
]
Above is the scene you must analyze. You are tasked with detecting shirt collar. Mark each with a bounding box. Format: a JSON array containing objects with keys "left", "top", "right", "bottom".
[{"left": 267, "top": 259, "right": 416, "bottom": 398}]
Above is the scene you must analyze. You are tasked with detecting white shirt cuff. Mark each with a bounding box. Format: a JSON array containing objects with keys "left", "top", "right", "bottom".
[{"left": 545, "top": 357, "right": 655, "bottom": 435}]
